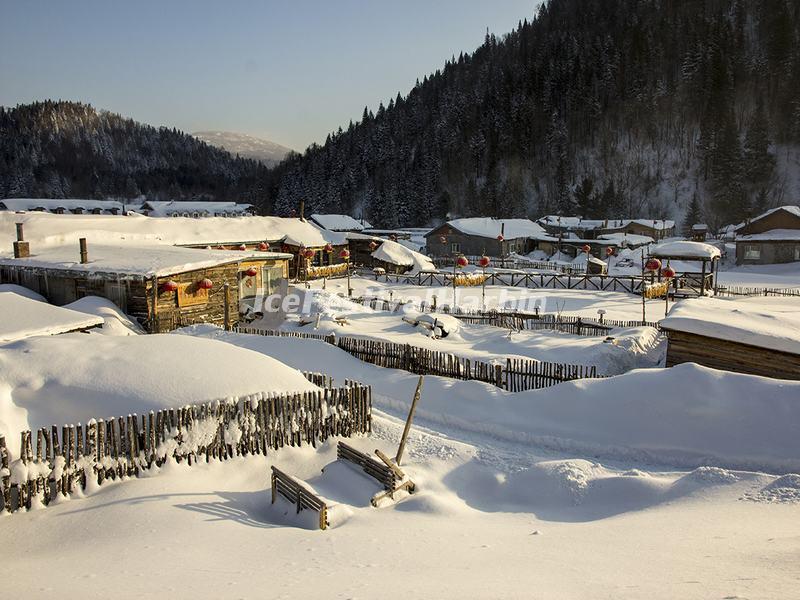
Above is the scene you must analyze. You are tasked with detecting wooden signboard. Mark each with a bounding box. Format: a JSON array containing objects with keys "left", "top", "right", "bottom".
[{"left": 177, "top": 282, "right": 209, "bottom": 307}]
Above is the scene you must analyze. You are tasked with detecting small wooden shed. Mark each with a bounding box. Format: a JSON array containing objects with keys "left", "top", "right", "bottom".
[
  {"left": 660, "top": 298, "right": 800, "bottom": 380},
  {"left": 0, "top": 241, "right": 292, "bottom": 333}
]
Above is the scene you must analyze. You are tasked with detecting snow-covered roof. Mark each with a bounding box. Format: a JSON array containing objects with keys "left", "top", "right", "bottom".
[
  {"left": 0, "top": 292, "right": 104, "bottom": 344},
  {"left": 0, "top": 243, "right": 292, "bottom": 278},
  {"left": 538, "top": 216, "right": 674, "bottom": 231},
  {"left": 660, "top": 298, "right": 800, "bottom": 356},
  {"left": 691, "top": 224, "right": 709, "bottom": 231},
  {"left": 597, "top": 233, "right": 655, "bottom": 246},
  {"left": 0, "top": 198, "right": 125, "bottom": 212},
  {"left": 370, "top": 239, "right": 434, "bottom": 273},
  {"left": 141, "top": 201, "right": 254, "bottom": 216},
  {"left": 310, "top": 214, "right": 371, "bottom": 231},
  {"left": 737, "top": 229, "right": 800, "bottom": 242},
  {"left": 735, "top": 205, "right": 800, "bottom": 231},
  {"left": 0, "top": 212, "right": 346, "bottom": 250},
  {"left": 439, "top": 218, "right": 545, "bottom": 239},
  {"left": 649, "top": 241, "right": 721, "bottom": 260}
]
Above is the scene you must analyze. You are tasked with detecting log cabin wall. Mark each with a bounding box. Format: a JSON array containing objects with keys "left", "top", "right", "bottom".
[{"left": 664, "top": 329, "right": 800, "bottom": 381}]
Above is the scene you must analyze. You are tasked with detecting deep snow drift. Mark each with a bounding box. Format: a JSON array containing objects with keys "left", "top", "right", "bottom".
[
  {"left": 0, "top": 332, "right": 317, "bottom": 453},
  {"left": 186, "top": 327, "right": 800, "bottom": 473}
]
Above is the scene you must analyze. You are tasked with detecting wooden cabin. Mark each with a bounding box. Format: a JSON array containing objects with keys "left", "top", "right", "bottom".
[
  {"left": 0, "top": 241, "right": 291, "bottom": 333},
  {"left": 735, "top": 206, "right": 800, "bottom": 265},
  {"left": 660, "top": 298, "right": 800, "bottom": 380},
  {"left": 425, "top": 218, "right": 544, "bottom": 258}
]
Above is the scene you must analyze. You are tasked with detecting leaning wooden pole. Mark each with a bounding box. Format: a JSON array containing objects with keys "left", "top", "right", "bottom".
[{"left": 395, "top": 375, "right": 424, "bottom": 466}]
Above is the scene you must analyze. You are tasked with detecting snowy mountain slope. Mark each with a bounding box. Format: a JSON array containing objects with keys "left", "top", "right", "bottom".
[{"left": 193, "top": 130, "right": 293, "bottom": 165}]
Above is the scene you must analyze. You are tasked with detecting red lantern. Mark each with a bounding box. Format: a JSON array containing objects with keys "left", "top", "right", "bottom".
[
  {"left": 662, "top": 266, "right": 676, "bottom": 278},
  {"left": 456, "top": 256, "right": 469, "bottom": 268},
  {"left": 324, "top": 243, "right": 333, "bottom": 253},
  {"left": 497, "top": 234, "right": 504, "bottom": 242},
  {"left": 258, "top": 242, "right": 269, "bottom": 251},
  {"left": 582, "top": 244, "right": 591, "bottom": 254},
  {"left": 198, "top": 278, "right": 213, "bottom": 290},
  {"left": 369, "top": 240, "right": 379, "bottom": 251},
  {"left": 238, "top": 244, "right": 247, "bottom": 251},
  {"left": 439, "top": 235, "right": 447, "bottom": 244},
  {"left": 244, "top": 267, "right": 258, "bottom": 277},
  {"left": 606, "top": 247, "right": 615, "bottom": 256},
  {"left": 478, "top": 255, "right": 491, "bottom": 268},
  {"left": 339, "top": 248, "right": 350, "bottom": 260},
  {"left": 304, "top": 249, "right": 315, "bottom": 260},
  {"left": 645, "top": 258, "right": 662, "bottom": 272},
  {"left": 161, "top": 280, "right": 179, "bottom": 293}
]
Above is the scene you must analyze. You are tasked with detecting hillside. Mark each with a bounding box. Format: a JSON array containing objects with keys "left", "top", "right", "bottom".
[
  {"left": 0, "top": 101, "right": 274, "bottom": 205},
  {"left": 268, "top": 0, "right": 800, "bottom": 230},
  {"left": 193, "top": 131, "right": 293, "bottom": 166}
]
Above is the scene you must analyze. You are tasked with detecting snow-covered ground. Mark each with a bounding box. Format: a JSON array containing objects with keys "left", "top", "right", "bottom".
[{"left": 2, "top": 258, "right": 800, "bottom": 599}]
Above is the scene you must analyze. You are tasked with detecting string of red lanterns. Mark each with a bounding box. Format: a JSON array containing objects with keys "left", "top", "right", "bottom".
[
  {"left": 456, "top": 256, "right": 469, "bottom": 268},
  {"left": 161, "top": 280, "right": 179, "bottom": 292},
  {"left": 197, "top": 278, "right": 213, "bottom": 290},
  {"left": 644, "top": 258, "right": 662, "bottom": 272},
  {"left": 477, "top": 255, "right": 490, "bottom": 268},
  {"left": 258, "top": 242, "right": 269, "bottom": 251}
]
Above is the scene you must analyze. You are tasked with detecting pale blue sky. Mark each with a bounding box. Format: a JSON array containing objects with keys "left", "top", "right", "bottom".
[{"left": 0, "top": 0, "right": 536, "bottom": 151}]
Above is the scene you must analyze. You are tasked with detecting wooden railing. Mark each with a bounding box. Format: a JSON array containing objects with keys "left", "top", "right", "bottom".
[{"left": 0, "top": 374, "right": 371, "bottom": 515}]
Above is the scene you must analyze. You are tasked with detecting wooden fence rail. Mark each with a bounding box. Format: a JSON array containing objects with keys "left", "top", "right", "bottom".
[
  {"left": 348, "top": 296, "right": 659, "bottom": 335},
  {"left": 369, "top": 271, "right": 646, "bottom": 294},
  {"left": 431, "top": 255, "right": 586, "bottom": 274},
  {"left": 234, "top": 327, "right": 602, "bottom": 392},
  {"left": 0, "top": 373, "right": 371, "bottom": 515},
  {"left": 714, "top": 286, "right": 800, "bottom": 298}
]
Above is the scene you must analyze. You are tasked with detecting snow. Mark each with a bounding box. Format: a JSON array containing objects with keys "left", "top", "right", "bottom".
[
  {"left": 0, "top": 291, "right": 103, "bottom": 344},
  {"left": 649, "top": 240, "right": 721, "bottom": 259},
  {"left": 737, "top": 229, "right": 800, "bottom": 241},
  {"left": 371, "top": 239, "right": 434, "bottom": 273},
  {"left": 0, "top": 211, "right": 346, "bottom": 251},
  {"left": 716, "top": 262, "right": 800, "bottom": 288},
  {"left": 65, "top": 296, "right": 145, "bottom": 336},
  {"left": 0, "top": 283, "right": 46, "bottom": 302},
  {"left": 0, "top": 243, "right": 290, "bottom": 278},
  {"left": 0, "top": 333, "right": 318, "bottom": 454},
  {"left": 660, "top": 296, "right": 800, "bottom": 355},
  {"left": 310, "top": 213, "right": 370, "bottom": 231},
  {"left": 596, "top": 232, "right": 655, "bottom": 246},
  {"left": 443, "top": 217, "right": 546, "bottom": 239}
]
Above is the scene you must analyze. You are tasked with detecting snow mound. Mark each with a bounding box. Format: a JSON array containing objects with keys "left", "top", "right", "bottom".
[
  {"left": 0, "top": 333, "right": 317, "bottom": 453},
  {"left": 0, "top": 284, "right": 46, "bottom": 302},
  {"left": 678, "top": 467, "right": 739, "bottom": 485},
  {"left": 66, "top": 296, "right": 144, "bottom": 336},
  {"left": 744, "top": 474, "right": 800, "bottom": 504},
  {"left": 371, "top": 239, "right": 434, "bottom": 273},
  {"left": 0, "top": 292, "right": 104, "bottom": 344}
]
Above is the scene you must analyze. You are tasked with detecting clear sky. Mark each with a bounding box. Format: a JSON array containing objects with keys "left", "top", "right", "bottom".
[{"left": 0, "top": 0, "right": 537, "bottom": 151}]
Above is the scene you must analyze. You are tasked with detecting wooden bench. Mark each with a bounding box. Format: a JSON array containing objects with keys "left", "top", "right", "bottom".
[
  {"left": 337, "top": 441, "right": 415, "bottom": 506},
  {"left": 270, "top": 465, "right": 328, "bottom": 530}
]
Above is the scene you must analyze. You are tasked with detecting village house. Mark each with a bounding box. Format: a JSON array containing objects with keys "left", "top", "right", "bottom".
[
  {"left": 537, "top": 216, "right": 675, "bottom": 240},
  {"left": 735, "top": 206, "right": 800, "bottom": 265},
  {"left": 0, "top": 198, "right": 125, "bottom": 215},
  {"left": 309, "top": 213, "right": 372, "bottom": 232},
  {"left": 139, "top": 200, "right": 256, "bottom": 218},
  {"left": 425, "top": 218, "right": 545, "bottom": 258},
  {"left": 0, "top": 237, "right": 292, "bottom": 333},
  {"left": 660, "top": 298, "right": 800, "bottom": 381}
]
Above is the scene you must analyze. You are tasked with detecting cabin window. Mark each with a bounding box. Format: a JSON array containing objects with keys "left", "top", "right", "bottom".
[
  {"left": 795, "top": 245, "right": 800, "bottom": 261},
  {"left": 450, "top": 242, "right": 460, "bottom": 253},
  {"left": 743, "top": 244, "right": 761, "bottom": 260},
  {"left": 192, "top": 212, "right": 199, "bottom": 218}
]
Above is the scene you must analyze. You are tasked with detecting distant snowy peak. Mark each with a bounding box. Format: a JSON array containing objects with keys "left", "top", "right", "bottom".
[{"left": 193, "top": 130, "right": 293, "bottom": 165}]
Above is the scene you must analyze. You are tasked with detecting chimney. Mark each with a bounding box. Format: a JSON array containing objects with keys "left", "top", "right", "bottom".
[
  {"left": 13, "top": 223, "right": 30, "bottom": 258},
  {"left": 299, "top": 199, "right": 305, "bottom": 222},
  {"left": 79, "top": 238, "right": 89, "bottom": 264}
]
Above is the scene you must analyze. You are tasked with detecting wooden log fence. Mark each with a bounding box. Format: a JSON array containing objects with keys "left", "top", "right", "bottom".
[
  {"left": 234, "top": 327, "right": 603, "bottom": 392},
  {"left": 714, "top": 285, "right": 800, "bottom": 298},
  {"left": 0, "top": 372, "right": 371, "bottom": 515}
]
